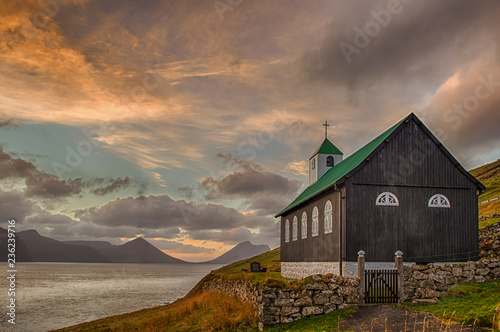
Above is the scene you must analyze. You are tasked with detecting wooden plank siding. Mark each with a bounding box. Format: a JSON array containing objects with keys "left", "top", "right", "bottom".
[
  {"left": 280, "top": 188, "right": 343, "bottom": 262},
  {"left": 344, "top": 118, "right": 479, "bottom": 262}
]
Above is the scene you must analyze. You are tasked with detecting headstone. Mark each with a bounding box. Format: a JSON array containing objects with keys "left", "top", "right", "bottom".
[{"left": 250, "top": 261, "right": 261, "bottom": 272}]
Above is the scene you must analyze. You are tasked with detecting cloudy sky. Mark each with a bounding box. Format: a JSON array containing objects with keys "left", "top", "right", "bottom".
[{"left": 0, "top": 0, "right": 499, "bottom": 261}]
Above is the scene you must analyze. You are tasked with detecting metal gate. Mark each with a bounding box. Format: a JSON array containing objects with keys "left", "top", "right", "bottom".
[{"left": 364, "top": 268, "right": 398, "bottom": 304}]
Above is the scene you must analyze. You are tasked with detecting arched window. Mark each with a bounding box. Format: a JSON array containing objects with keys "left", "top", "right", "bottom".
[
  {"left": 284, "top": 219, "right": 290, "bottom": 243},
  {"left": 326, "top": 156, "right": 334, "bottom": 167},
  {"left": 428, "top": 194, "right": 450, "bottom": 208},
  {"left": 324, "top": 200, "right": 333, "bottom": 234},
  {"left": 376, "top": 192, "right": 399, "bottom": 206},
  {"left": 292, "top": 216, "right": 298, "bottom": 241},
  {"left": 311, "top": 159, "right": 316, "bottom": 170},
  {"left": 301, "top": 212, "right": 307, "bottom": 239},
  {"left": 312, "top": 207, "right": 319, "bottom": 237}
]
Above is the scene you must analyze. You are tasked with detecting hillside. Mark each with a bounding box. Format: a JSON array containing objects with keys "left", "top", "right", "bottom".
[
  {"left": 470, "top": 159, "right": 500, "bottom": 227},
  {"left": 96, "top": 237, "right": 187, "bottom": 264},
  {"left": 202, "top": 241, "right": 270, "bottom": 264},
  {"left": 0, "top": 227, "right": 33, "bottom": 262},
  {"left": 17, "top": 229, "right": 110, "bottom": 263}
]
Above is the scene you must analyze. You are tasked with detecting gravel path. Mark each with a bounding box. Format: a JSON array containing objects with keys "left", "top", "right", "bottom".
[{"left": 336, "top": 305, "right": 490, "bottom": 332}]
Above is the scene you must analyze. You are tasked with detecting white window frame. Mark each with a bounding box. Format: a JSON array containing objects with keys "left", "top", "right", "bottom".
[
  {"left": 301, "top": 212, "right": 307, "bottom": 239},
  {"left": 284, "top": 219, "right": 290, "bottom": 243},
  {"left": 292, "top": 216, "right": 298, "bottom": 241},
  {"left": 428, "top": 194, "right": 451, "bottom": 208},
  {"left": 312, "top": 206, "right": 319, "bottom": 237},
  {"left": 324, "top": 200, "right": 333, "bottom": 234},
  {"left": 376, "top": 192, "right": 399, "bottom": 206}
]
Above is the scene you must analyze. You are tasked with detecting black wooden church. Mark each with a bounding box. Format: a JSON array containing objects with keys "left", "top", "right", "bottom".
[{"left": 276, "top": 113, "right": 485, "bottom": 279}]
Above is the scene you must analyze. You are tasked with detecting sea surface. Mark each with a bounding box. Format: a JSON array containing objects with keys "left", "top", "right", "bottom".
[{"left": 1, "top": 262, "right": 223, "bottom": 332}]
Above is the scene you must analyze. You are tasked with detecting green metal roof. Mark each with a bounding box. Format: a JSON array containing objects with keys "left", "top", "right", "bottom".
[
  {"left": 276, "top": 115, "right": 407, "bottom": 217},
  {"left": 310, "top": 138, "right": 343, "bottom": 159}
]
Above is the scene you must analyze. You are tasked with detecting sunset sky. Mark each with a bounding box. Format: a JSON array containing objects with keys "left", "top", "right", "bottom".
[{"left": 1, "top": 0, "right": 499, "bottom": 261}]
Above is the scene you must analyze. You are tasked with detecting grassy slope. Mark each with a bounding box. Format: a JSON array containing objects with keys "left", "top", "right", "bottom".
[
  {"left": 408, "top": 280, "right": 500, "bottom": 330},
  {"left": 470, "top": 159, "right": 500, "bottom": 226}
]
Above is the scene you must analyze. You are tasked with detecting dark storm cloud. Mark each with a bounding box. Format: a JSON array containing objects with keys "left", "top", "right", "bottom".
[
  {"left": 0, "top": 190, "right": 38, "bottom": 223},
  {"left": 0, "top": 148, "right": 137, "bottom": 198},
  {"left": 200, "top": 154, "right": 301, "bottom": 199},
  {"left": 89, "top": 177, "right": 132, "bottom": 196},
  {"left": 76, "top": 194, "right": 265, "bottom": 231},
  {"left": 297, "top": 0, "right": 500, "bottom": 88},
  {"left": 188, "top": 154, "right": 302, "bottom": 214},
  {"left": 0, "top": 147, "right": 82, "bottom": 198}
]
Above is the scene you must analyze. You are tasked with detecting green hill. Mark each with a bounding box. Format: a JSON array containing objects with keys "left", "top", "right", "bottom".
[{"left": 470, "top": 159, "right": 500, "bottom": 227}]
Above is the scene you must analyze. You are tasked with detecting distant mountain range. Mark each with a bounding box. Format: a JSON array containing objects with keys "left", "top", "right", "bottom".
[
  {"left": 0, "top": 227, "right": 270, "bottom": 265},
  {"left": 202, "top": 241, "right": 270, "bottom": 264}
]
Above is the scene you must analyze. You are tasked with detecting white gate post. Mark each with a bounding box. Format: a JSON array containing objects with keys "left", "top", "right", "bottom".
[{"left": 395, "top": 250, "right": 404, "bottom": 304}]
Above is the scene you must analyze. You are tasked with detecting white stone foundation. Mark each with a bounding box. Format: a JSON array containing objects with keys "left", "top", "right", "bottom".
[{"left": 281, "top": 262, "right": 342, "bottom": 279}]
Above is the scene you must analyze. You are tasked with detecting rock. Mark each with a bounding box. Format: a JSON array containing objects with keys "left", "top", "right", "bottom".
[
  {"left": 313, "top": 293, "right": 329, "bottom": 305},
  {"left": 476, "top": 268, "right": 490, "bottom": 276},
  {"left": 413, "top": 271, "right": 428, "bottom": 280},
  {"left": 445, "top": 276, "right": 456, "bottom": 285},
  {"left": 412, "top": 298, "right": 438, "bottom": 305},
  {"left": 452, "top": 267, "right": 463, "bottom": 277},
  {"left": 274, "top": 298, "right": 294, "bottom": 307},
  {"left": 278, "top": 290, "right": 290, "bottom": 299},
  {"left": 330, "top": 295, "right": 344, "bottom": 305},
  {"left": 263, "top": 306, "right": 281, "bottom": 316},
  {"left": 328, "top": 283, "right": 340, "bottom": 290},
  {"left": 280, "top": 316, "right": 293, "bottom": 324},
  {"left": 474, "top": 275, "right": 486, "bottom": 283},
  {"left": 304, "top": 283, "right": 328, "bottom": 290},
  {"left": 344, "top": 277, "right": 360, "bottom": 287},
  {"left": 293, "top": 297, "right": 312, "bottom": 307},
  {"left": 302, "top": 306, "right": 323, "bottom": 316},
  {"left": 280, "top": 306, "right": 300, "bottom": 316},
  {"left": 422, "top": 289, "right": 440, "bottom": 299},
  {"left": 324, "top": 303, "right": 337, "bottom": 314},
  {"left": 311, "top": 275, "right": 322, "bottom": 282},
  {"left": 337, "top": 286, "right": 353, "bottom": 296},
  {"left": 262, "top": 315, "right": 280, "bottom": 325},
  {"left": 290, "top": 290, "right": 306, "bottom": 299}
]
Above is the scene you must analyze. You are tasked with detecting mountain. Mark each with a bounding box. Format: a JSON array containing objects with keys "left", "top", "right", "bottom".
[
  {"left": 0, "top": 227, "right": 33, "bottom": 262},
  {"left": 63, "top": 240, "right": 115, "bottom": 249},
  {"left": 203, "top": 241, "right": 270, "bottom": 264},
  {"left": 17, "top": 229, "right": 109, "bottom": 263},
  {"left": 96, "top": 237, "right": 187, "bottom": 263}
]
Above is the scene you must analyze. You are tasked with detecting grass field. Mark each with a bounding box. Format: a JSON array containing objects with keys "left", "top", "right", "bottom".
[
  {"left": 408, "top": 280, "right": 500, "bottom": 331},
  {"left": 471, "top": 160, "right": 500, "bottom": 218}
]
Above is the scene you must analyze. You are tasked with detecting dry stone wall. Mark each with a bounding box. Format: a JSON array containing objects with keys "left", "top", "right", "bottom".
[
  {"left": 479, "top": 221, "right": 500, "bottom": 259},
  {"left": 202, "top": 274, "right": 361, "bottom": 330},
  {"left": 259, "top": 274, "right": 360, "bottom": 328},
  {"left": 403, "top": 259, "right": 500, "bottom": 303}
]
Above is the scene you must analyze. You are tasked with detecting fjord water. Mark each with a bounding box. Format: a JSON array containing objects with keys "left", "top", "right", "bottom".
[{"left": 2, "top": 262, "right": 223, "bottom": 332}]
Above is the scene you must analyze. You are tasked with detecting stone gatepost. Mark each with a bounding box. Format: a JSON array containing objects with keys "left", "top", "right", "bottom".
[
  {"left": 395, "top": 250, "right": 404, "bottom": 304},
  {"left": 357, "top": 250, "right": 365, "bottom": 304}
]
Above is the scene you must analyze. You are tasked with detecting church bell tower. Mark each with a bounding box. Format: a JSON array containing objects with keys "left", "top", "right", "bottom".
[{"left": 309, "top": 121, "right": 343, "bottom": 184}]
